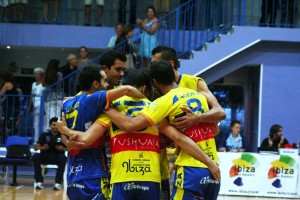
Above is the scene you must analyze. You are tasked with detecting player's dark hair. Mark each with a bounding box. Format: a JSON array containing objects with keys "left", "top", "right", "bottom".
[
  {"left": 151, "top": 46, "right": 180, "bottom": 69},
  {"left": 99, "top": 50, "right": 127, "bottom": 69},
  {"left": 124, "top": 69, "right": 152, "bottom": 92},
  {"left": 78, "top": 66, "right": 102, "bottom": 91},
  {"left": 150, "top": 60, "right": 175, "bottom": 85}
]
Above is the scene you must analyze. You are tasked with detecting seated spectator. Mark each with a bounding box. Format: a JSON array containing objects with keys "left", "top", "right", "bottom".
[
  {"left": 260, "top": 124, "right": 289, "bottom": 152},
  {"left": 42, "top": 0, "right": 61, "bottom": 24},
  {"left": 27, "top": 67, "right": 45, "bottom": 143},
  {"left": 84, "top": 0, "right": 104, "bottom": 26},
  {"left": 32, "top": 117, "right": 67, "bottom": 190},
  {"left": 107, "top": 23, "right": 123, "bottom": 49},
  {"left": 219, "top": 120, "right": 248, "bottom": 152},
  {"left": 11, "top": 0, "right": 27, "bottom": 22},
  {"left": 115, "top": 24, "right": 135, "bottom": 69}
]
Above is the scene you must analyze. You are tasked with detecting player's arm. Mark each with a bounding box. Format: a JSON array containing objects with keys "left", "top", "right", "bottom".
[
  {"left": 61, "top": 131, "right": 87, "bottom": 150},
  {"left": 57, "top": 113, "right": 107, "bottom": 147},
  {"left": 105, "top": 108, "right": 151, "bottom": 132},
  {"left": 109, "top": 85, "right": 144, "bottom": 102},
  {"left": 174, "top": 80, "right": 225, "bottom": 130},
  {"left": 161, "top": 124, "right": 220, "bottom": 181}
]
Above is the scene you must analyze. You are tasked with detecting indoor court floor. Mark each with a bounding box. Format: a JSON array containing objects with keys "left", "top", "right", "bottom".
[{"left": 0, "top": 173, "right": 297, "bottom": 200}]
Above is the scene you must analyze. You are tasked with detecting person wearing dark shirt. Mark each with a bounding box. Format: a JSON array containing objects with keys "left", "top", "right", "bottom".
[
  {"left": 260, "top": 124, "right": 289, "bottom": 152},
  {"left": 115, "top": 25, "right": 135, "bottom": 69},
  {"left": 0, "top": 69, "right": 20, "bottom": 140},
  {"left": 59, "top": 54, "right": 79, "bottom": 96},
  {"left": 32, "top": 117, "right": 67, "bottom": 190},
  {"left": 219, "top": 120, "right": 248, "bottom": 152}
]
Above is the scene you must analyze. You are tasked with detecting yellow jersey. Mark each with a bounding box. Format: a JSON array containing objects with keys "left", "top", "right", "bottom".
[
  {"left": 96, "top": 96, "right": 161, "bottom": 184},
  {"left": 177, "top": 73, "right": 206, "bottom": 91},
  {"left": 140, "top": 86, "right": 218, "bottom": 168}
]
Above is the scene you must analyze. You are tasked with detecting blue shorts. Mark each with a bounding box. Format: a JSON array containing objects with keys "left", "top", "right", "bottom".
[
  {"left": 110, "top": 181, "right": 160, "bottom": 200},
  {"left": 67, "top": 178, "right": 110, "bottom": 200},
  {"left": 161, "top": 179, "right": 170, "bottom": 200},
  {"left": 171, "top": 166, "right": 220, "bottom": 200}
]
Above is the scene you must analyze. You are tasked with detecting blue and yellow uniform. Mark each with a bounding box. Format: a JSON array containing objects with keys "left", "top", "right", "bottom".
[
  {"left": 62, "top": 91, "right": 111, "bottom": 200},
  {"left": 140, "top": 86, "right": 220, "bottom": 200},
  {"left": 96, "top": 96, "right": 161, "bottom": 200}
]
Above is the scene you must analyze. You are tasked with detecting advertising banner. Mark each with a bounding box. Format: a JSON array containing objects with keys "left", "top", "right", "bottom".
[
  {"left": 219, "top": 152, "right": 263, "bottom": 196},
  {"left": 218, "top": 152, "right": 300, "bottom": 198},
  {"left": 261, "top": 154, "right": 299, "bottom": 198}
]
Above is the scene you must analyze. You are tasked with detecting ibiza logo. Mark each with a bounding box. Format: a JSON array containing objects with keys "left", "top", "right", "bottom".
[
  {"left": 122, "top": 159, "right": 151, "bottom": 175},
  {"left": 69, "top": 165, "right": 83, "bottom": 175}
]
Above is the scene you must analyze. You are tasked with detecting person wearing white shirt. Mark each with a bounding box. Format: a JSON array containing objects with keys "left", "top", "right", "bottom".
[
  {"left": 107, "top": 23, "right": 123, "bottom": 48},
  {"left": 28, "top": 67, "right": 45, "bottom": 142}
]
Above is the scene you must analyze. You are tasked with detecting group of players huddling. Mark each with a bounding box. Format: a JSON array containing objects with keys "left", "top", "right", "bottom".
[{"left": 57, "top": 46, "right": 226, "bottom": 200}]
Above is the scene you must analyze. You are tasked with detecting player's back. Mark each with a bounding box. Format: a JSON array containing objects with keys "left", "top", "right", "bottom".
[
  {"left": 141, "top": 87, "right": 218, "bottom": 168},
  {"left": 97, "top": 96, "right": 161, "bottom": 184}
]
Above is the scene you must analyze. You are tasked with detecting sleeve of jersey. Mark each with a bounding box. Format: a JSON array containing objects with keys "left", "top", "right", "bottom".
[
  {"left": 92, "top": 90, "right": 109, "bottom": 112},
  {"left": 140, "top": 97, "right": 169, "bottom": 126},
  {"left": 95, "top": 113, "right": 111, "bottom": 129}
]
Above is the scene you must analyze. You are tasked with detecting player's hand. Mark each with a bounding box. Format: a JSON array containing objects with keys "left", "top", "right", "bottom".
[
  {"left": 67, "top": 134, "right": 86, "bottom": 150},
  {"left": 55, "top": 145, "right": 65, "bottom": 152},
  {"left": 57, "top": 112, "right": 68, "bottom": 135},
  {"left": 174, "top": 106, "right": 198, "bottom": 131},
  {"left": 207, "top": 160, "right": 221, "bottom": 181}
]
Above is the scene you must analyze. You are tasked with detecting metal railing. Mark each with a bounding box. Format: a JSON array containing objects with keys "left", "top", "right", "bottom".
[
  {"left": 0, "top": 0, "right": 158, "bottom": 26},
  {"left": 0, "top": 94, "right": 34, "bottom": 145}
]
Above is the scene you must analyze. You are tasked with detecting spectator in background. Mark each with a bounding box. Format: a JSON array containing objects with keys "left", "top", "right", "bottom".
[
  {"left": 59, "top": 54, "right": 79, "bottom": 96},
  {"left": 115, "top": 24, "right": 135, "bottom": 69},
  {"left": 32, "top": 117, "right": 67, "bottom": 190},
  {"left": 259, "top": 0, "right": 278, "bottom": 27},
  {"left": 107, "top": 23, "right": 123, "bottom": 49},
  {"left": 153, "top": 0, "right": 170, "bottom": 18},
  {"left": 137, "top": 6, "right": 159, "bottom": 68},
  {"left": 78, "top": 46, "right": 92, "bottom": 67},
  {"left": 118, "top": 0, "right": 137, "bottom": 25},
  {"left": 44, "top": 59, "right": 63, "bottom": 131},
  {"left": 219, "top": 120, "right": 248, "bottom": 152},
  {"left": 11, "top": 0, "right": 27, "bottom": 22},
  {"left": 27, "top": 67, "right": 45, "bottom": 143},
  {"left": 41, "top": 0, "right": 61, "bottom": 24},
  {"left": 84, "top": 0, "right": 104, "bottom": 26},
  {"left": 0, "top": 0, "right": 9, "bottom": 22},
  {"left": 280, "top": 0, "right": 297, "bottom": 27},
  {"left": 0, "top": 69, "right": 20, "bottom": 141},
  {"left": 260, "top": 124, "right": 289, "bottom": 151}
]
